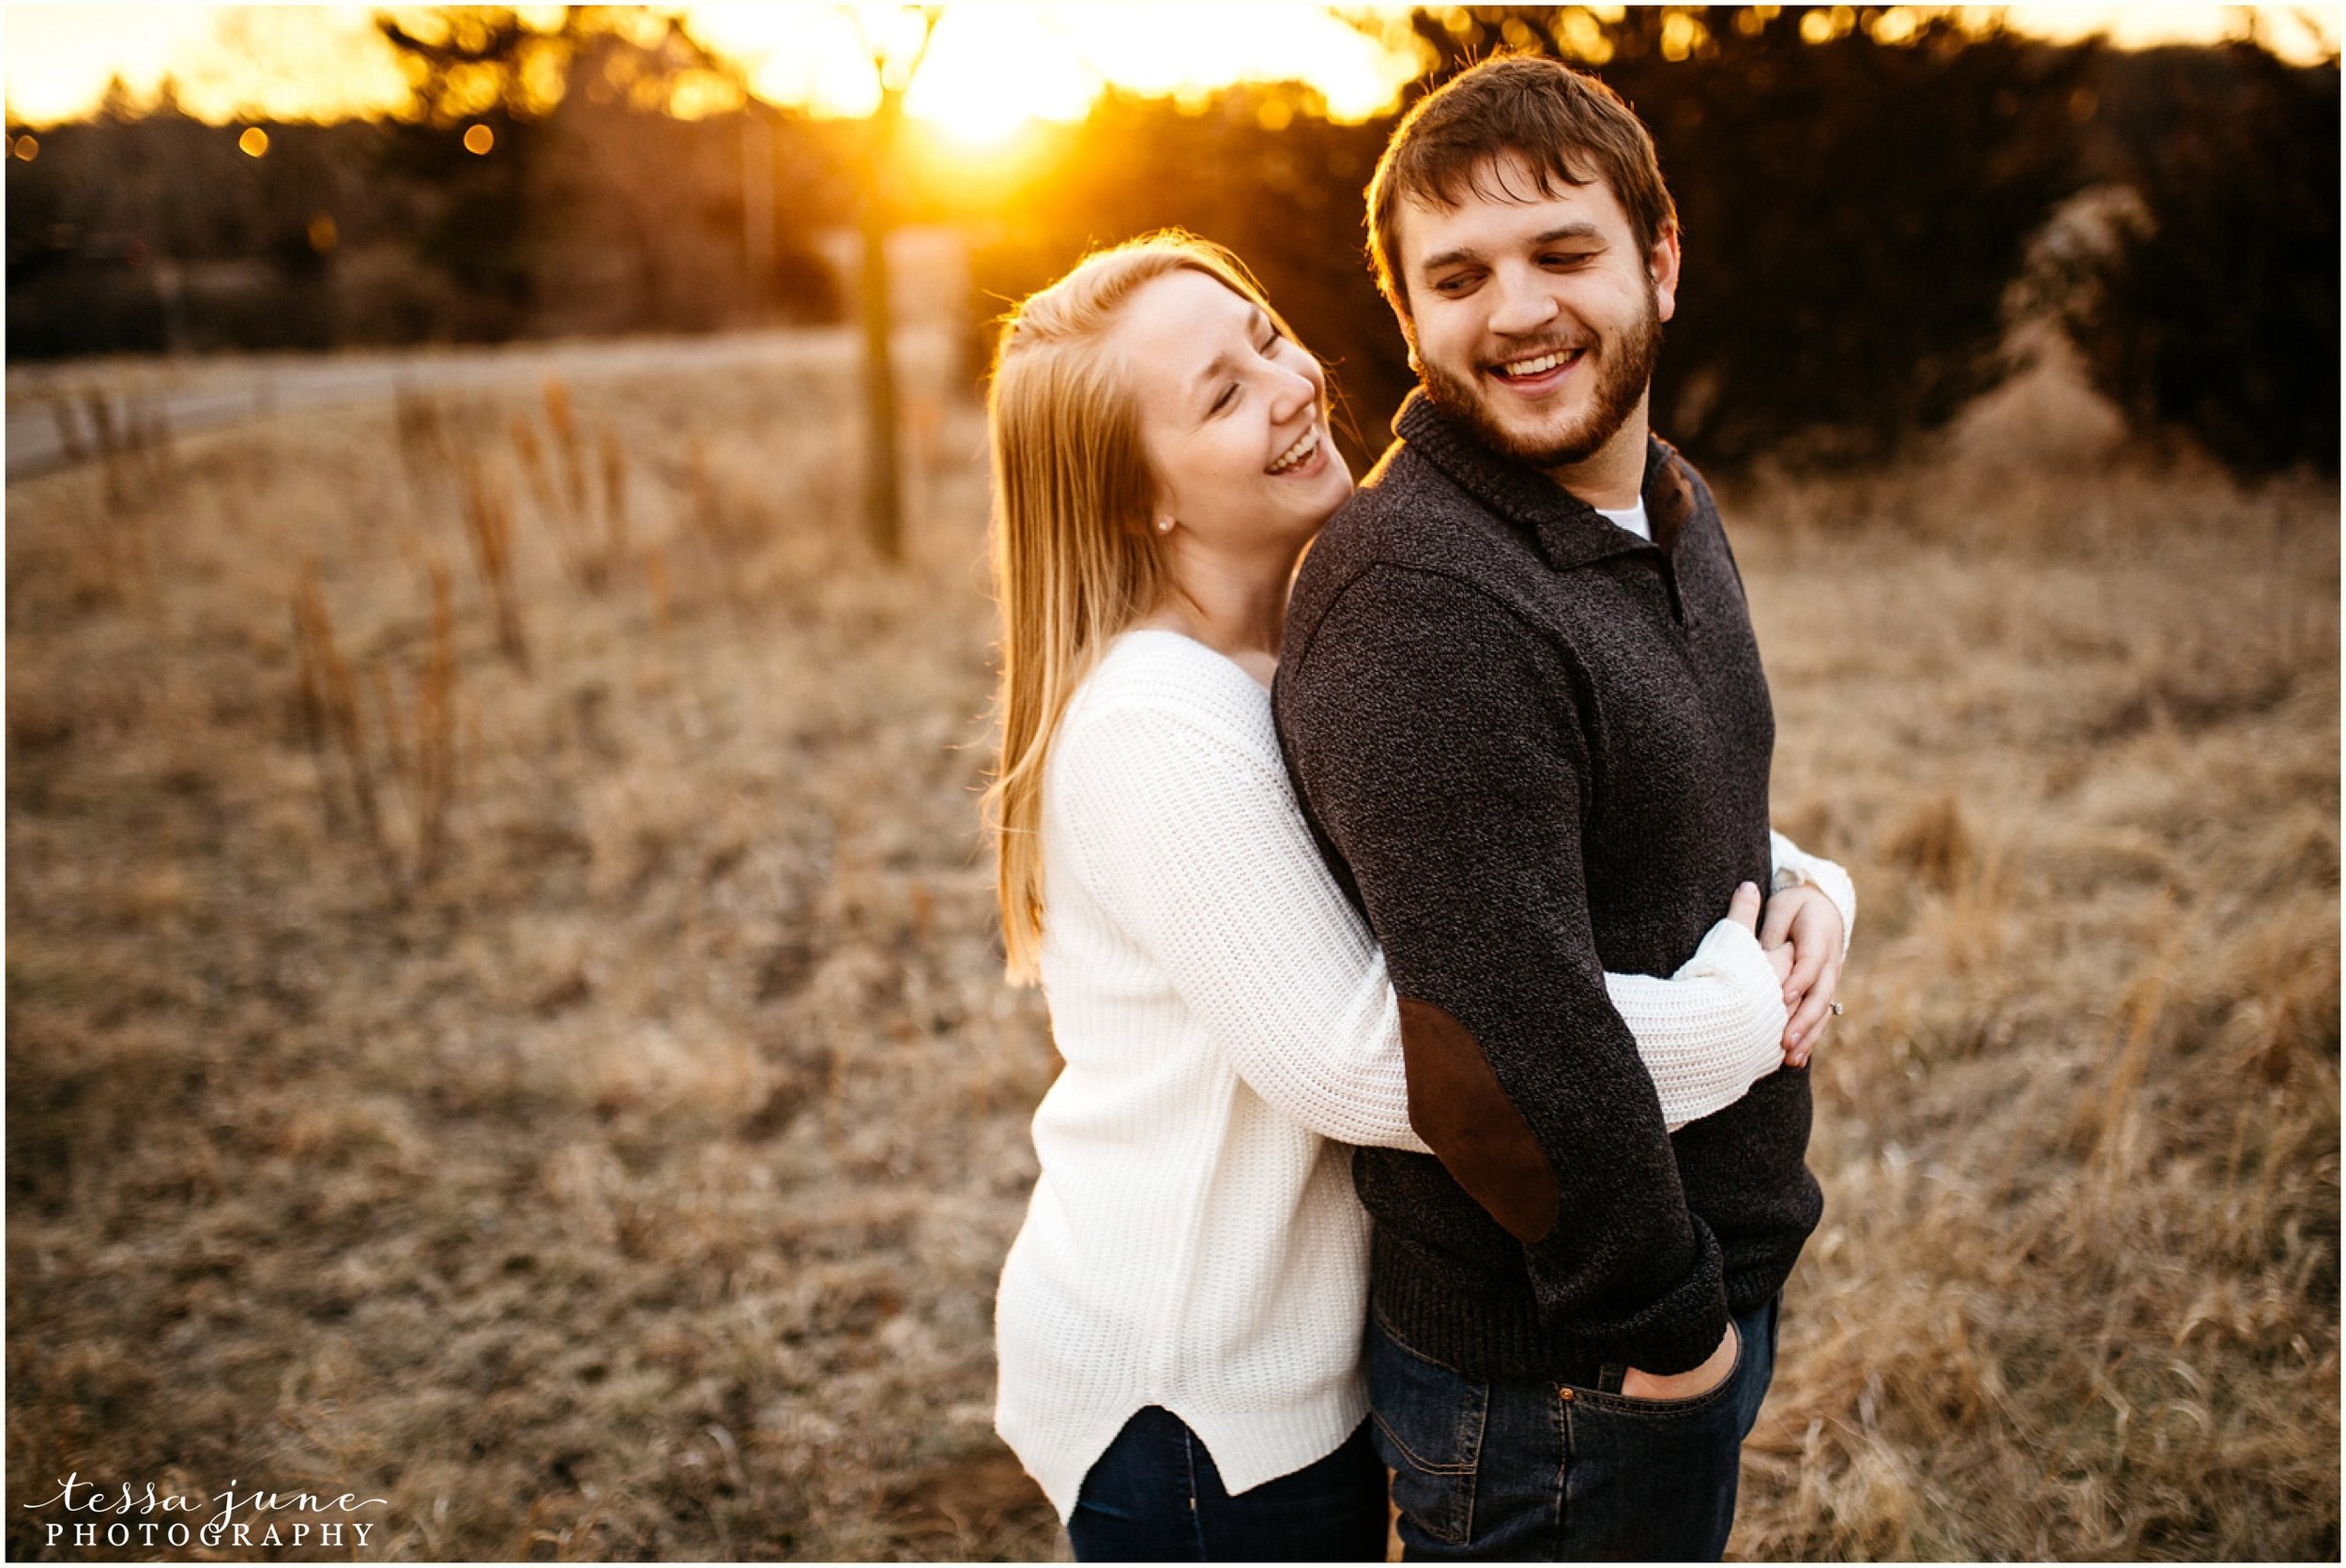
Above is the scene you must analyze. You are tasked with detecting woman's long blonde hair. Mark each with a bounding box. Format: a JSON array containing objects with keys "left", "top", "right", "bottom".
[{"left": 983, "top": 232, "right": 1301, "bottom": 984}]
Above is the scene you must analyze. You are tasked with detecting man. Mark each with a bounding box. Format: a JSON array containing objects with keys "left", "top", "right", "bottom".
[{"left": 1272, "top": 54, "right": 1855, "bottom": 1560}]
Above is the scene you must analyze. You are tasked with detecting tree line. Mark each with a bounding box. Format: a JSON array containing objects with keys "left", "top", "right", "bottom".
[{"left": 5, "top": 6, "right": 2336, "bottom": 475}]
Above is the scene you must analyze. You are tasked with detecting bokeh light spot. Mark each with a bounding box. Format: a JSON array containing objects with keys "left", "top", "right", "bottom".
[
  {"left": 10, "top": 133, "right": 38, "bottom": 161},
  {"left": 1871, "top": 7, "right": 1920, "bottom": 45},
  {"left": 1559, "top": 9, "right": 1614, "bottom": 64},
  {"left": 237, "top": 125, "right": 268, "bottom": 157},
  {"left": 463, "top": 123, "right": 495, "bottom": 156}
]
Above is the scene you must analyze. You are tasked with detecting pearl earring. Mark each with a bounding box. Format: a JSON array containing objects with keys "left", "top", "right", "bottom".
[{"left": 1155, "top": 518, "right": 1173, "bottom": 534}]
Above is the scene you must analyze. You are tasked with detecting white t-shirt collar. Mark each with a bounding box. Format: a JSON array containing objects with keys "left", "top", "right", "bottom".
[{"left": 1592, "top": 496, "right": 1652, "bottom": 542}]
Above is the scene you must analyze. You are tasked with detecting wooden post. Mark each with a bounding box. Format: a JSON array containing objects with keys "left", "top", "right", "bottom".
[
  {"left": 740, "top": 109, "right": 775, "bottom": 295},
  {"left": 851, "top": 7, "right": 938, "bottom": 565},
  {"left": 858, "top": 114, "right": 905, "bottom": 562}
]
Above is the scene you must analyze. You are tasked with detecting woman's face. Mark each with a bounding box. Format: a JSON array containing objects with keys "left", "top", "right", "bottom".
[{"left": 1112, "top": 268, "right": 1354, "bottom": 562}]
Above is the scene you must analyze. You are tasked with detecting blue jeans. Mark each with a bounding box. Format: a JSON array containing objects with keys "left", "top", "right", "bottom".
[
  {"left": 1067, "top": 1406, "right": 1390, "bottom": 1561},
  {"left": 1367, "top": 1292, "right": 1783, "bottom": 1561}
]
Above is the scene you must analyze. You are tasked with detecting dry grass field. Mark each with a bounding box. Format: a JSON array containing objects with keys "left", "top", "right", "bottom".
[{"left": 6, "top": 335, "right": 2337, "bottom": 1562}]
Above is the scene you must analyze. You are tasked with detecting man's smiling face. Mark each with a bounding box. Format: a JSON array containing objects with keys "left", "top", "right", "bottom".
[{"left": 1394, "top": 151, "right": 1680, "bottom": 481}]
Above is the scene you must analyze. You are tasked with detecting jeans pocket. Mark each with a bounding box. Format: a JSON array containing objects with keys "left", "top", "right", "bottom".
[
  {"left": 1577, "top": 1320, "right": 1747, "bottom": 1419},
  {"left": 1364, "top": 1315, "right": 1485, "bottom": 1548}
]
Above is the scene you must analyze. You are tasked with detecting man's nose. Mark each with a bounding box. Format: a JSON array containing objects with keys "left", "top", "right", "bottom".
[{"left": 1485, "top": 266, "right": 1561, "bottom": 337}]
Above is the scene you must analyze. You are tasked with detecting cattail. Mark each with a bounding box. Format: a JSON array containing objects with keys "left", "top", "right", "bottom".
[
  {"left": 684, "top": 435, "right": 724, "bottom": 553},
  {"left": 126, "top": 397, "right": 174, "bottom": 498},
  {"left": 600, "top": 422, "right": 629, "bottom": 575},
  {"left": 87, "top": 390, "right": 129, "bottom": 513},
  {"left": 510, "top": 415, "right": 560, "bottom": 526},
  {"left": 48, "top": 393, "right": 86, "bottom": 464},
  {"left": 412, "top": 552, "right": 460, "bottom": 881},
  {"left": 642, "top": 540, "right": 673, "bottom": 629},
  {"left": 511, "top": 413, "right": 591, "bottom": 590},
  {"left": 369, "top": 661, "right": 409, "bottom": 790},
  {"left": 290, "top": 562, "right": 389, "bottom": 877},
  {"left": 543, "top": 375, "right": 588, "bottom": 523},
  {"left": 147, "top": 399, "right": 175, "bottom": 491},
  {"left": 458, "top": 449, "right": 529, "bottom": 669},
  {"left": 84, "top": 390, "right": 116, "bottom": 459},
  {"left": 289, "top": 571, "right": 339, "bottom": 830},
  {"left": 395, "top": 386, "right": 449, "bottom": 525}
]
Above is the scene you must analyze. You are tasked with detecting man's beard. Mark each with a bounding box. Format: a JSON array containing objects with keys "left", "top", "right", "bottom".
[{"left": 1418, "top": 288, "right": 1662, "bottom": 471}]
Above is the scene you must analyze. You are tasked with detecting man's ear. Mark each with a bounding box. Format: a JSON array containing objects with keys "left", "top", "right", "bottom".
[
  {"left": 1386, "top": 286, "right": 1419, "bottom": 371},
  {"left": 1650, "top": 223, "right": 1683, "bottom": 325},
  {"left": 1379, "top": 202, "right": 1423, "bottom": 356}
]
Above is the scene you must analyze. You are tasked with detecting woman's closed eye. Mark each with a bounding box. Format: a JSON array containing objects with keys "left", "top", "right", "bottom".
[
  {"left": 1211, "top": 340, "right": 1286, "bottom": 415},
  {"left": 1207, "top": 332, "right": 1290, "bottom": 416}
]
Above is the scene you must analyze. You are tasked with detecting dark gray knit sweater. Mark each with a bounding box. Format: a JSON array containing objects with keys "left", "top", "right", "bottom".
[{"left": 1273, "top": 389, "right": 1822, "bottom": 1382}]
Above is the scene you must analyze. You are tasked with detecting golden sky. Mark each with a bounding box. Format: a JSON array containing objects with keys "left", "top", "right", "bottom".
[{"left": 3, "top": 3, "right": 2338, "bottom": 132}]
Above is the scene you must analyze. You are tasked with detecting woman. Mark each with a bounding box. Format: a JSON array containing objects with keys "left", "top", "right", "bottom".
[{"left": 983, "top": 235, "right": 1852, "bottom": 1561}]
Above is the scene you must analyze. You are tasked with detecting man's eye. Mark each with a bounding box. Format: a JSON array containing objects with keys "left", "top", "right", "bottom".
[
  {"left": 1433, "top": 275, "right": 1473, "bottom": 295},
  {"left": 1543, "top": 252, "right": 1594, "bottom": 267}
]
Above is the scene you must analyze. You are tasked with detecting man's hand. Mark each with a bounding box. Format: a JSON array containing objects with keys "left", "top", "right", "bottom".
[
  {"left": 1760, "top": 884, "right": 1844, "bottom": 1067},
  {"left": 1621, "top": 1320, "right": 1738, "bottom": 1401}
]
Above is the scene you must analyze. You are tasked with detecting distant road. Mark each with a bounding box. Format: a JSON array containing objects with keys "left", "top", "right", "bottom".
[{"left": 5, "top": 327, "right": 951, "bottom": 484}]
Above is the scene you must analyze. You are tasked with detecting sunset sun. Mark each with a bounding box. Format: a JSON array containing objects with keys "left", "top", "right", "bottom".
[{"left": 899, "top": 9, "right": 1098, "bottom": 144}]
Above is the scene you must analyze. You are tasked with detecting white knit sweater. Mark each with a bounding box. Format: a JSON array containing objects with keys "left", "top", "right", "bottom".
[{"left": 993, "top": 629, "right": 1854, "bottom": 1522}]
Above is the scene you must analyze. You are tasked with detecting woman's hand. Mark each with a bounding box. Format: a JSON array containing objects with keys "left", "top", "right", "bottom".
[
  {"left": 1760, "top": 885, "right": 1845, "bottom": 1067},
  {"left": 1725, "top": 880, "right": 1797, "bottom": 997}
]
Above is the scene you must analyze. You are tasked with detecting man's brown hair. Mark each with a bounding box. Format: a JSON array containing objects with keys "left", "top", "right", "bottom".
[{"left": 1367, "top": 53, "right": 1678, "bottom": 315}]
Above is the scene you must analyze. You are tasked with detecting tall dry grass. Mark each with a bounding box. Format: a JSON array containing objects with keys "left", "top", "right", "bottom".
[
  {"left": 1717, "top": 378, "right": 2339, "bottom": 1559},
  {"left": 289, "top": 550, "right": 461, "bottom": 895},
  {"left": 5, "top": 337, "right": 2334, "bottom": 1561},
  {"left": 506, "top": 377, "right": 632, "bottom": 595}
]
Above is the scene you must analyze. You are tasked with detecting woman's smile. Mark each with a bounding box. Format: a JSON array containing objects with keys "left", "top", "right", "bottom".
[{"left": 1268, "top": 421, "right": 1327, "bottom": 477}]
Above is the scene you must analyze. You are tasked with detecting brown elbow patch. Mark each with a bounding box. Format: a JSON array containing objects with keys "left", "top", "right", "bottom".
[{"left": 1396, "top": 997, "right": 1561, "bottom": 1245}]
